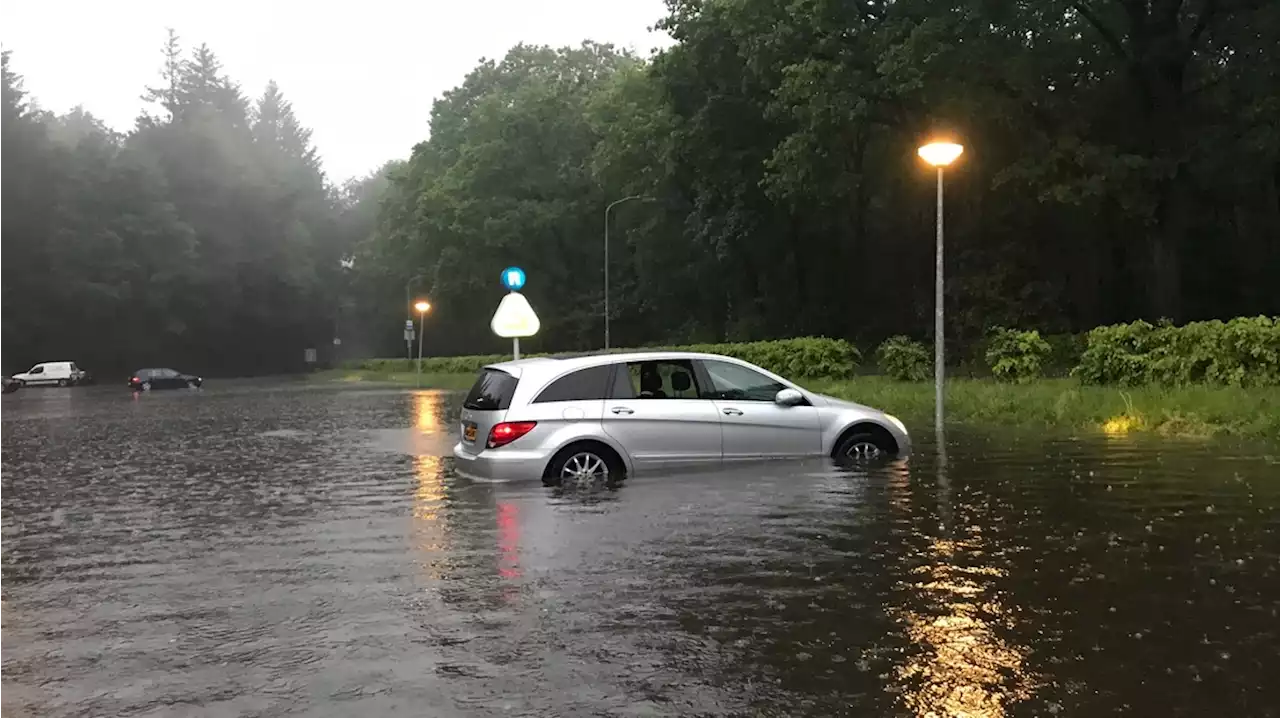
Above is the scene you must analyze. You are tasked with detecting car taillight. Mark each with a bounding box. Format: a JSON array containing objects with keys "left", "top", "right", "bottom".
[
  {"left": 486, "top": 421, "right": 537, "bottom": 449},
  {"left": 131, "top": 377, "right": 140, "bottom": 383}
]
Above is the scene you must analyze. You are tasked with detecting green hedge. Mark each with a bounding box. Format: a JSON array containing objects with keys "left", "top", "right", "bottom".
[
  {"left": 875, "top": 335, "right": 931, "bottom": 381},
  {"left": 1072, "top": 316, "right": 1280, "bottom": 387},
  {"left": 985, "top": 328, "right": 1052, "bottom": 383},
  {"left": 342, "top": 336, "right": 862, "bottom": 379}
]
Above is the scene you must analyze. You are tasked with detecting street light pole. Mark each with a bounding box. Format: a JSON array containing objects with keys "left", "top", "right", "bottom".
[
  {"left": 603, "top": 195, "right": 650, "bottom": 350},
  {"left": 413, "top": 300, "right": 431, "bottom": 388},
  {"left": 917, "top": 141, "right": 963, "bottom": 439},
  {"left": 417, "top": 311, "right": 427, "bottom": 387},
  {"left": 934, "top": 166, "right": 945, "bottom": 437},
  {"left": 405, "top": 273, "right": 425, "bottom": 361}
]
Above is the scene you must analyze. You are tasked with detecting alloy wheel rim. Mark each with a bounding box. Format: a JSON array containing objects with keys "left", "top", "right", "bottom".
[
  {"left": 561, "top": 452, "right": 608, "bottom": 482},
  {"left": 845, "top": 441, "right": 882, "bottom": 460}
]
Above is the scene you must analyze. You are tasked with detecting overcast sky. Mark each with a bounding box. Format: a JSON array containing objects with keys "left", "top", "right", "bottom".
[{"left": 2, "top": 0, "right": 674, "bottom": 181}]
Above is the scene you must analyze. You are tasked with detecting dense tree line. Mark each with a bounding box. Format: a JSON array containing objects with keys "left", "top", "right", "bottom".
[
  {"left": 2, "top": 33, "right": 377, "bottom": 375},
  {"left": 5, "top": 1, "right": 1278, "bottom": 372},
  {"left": 362, "top": 0, "right": 1279, "bottom": 359}
]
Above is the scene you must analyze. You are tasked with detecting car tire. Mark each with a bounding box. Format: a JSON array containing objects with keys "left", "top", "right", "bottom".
[
  {"left": 57, "top": 379, "right": 69, "bottom": 387},
  {"left": 141, "top": 381, "right": 152, "bottom": 392},
  {"left": 834, "top": 430, "right": 895, "bottom": 465},
  {"left": 543, "top": 442, "right": 624, "bottom": 487},
  {"left": 187, "top": 381, "right": 198, "bottom": 389}
]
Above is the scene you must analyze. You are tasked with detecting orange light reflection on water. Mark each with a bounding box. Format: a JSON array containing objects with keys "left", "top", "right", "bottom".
[
  {"left": 886, "top": 459, "right": 1039, "bottom": 717},
  {"left": 415, "top": 391, "right": 442, "bottom": 434}
]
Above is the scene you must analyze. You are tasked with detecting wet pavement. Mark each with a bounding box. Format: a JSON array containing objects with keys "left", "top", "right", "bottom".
[{"left": 3, "top": 382, "right": 1279, "bottom": 717}]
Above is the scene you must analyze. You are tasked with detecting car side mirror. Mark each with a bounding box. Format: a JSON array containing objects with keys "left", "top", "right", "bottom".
[{"left": 775, "top": 388, "right": 805, "bottom": 407}]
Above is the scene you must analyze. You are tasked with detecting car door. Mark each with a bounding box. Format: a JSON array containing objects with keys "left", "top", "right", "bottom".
[
  {"left": 600, "top": 359, "right": 723, "bottom": 470},
  {"left": 25, "top": 365, "right": 48, "bottom": 385},
  {"left": 697, "top": 358, "right": 821, "bottom": 460},
  {"left": 154, "top": 368, "right": 180, "bottom": 388}
]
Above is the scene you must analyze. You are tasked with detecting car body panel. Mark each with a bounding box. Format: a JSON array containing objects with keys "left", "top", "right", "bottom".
[
  {"left": 601, "top": 398, "right": 724, "bottom": 469},
  {"left": 129, "top": 368, "right": 203, "bottom": 391},
  {"left": 12, "top": 361, "right": 85, "bottom": 386},
  {"left": 450, "top": 351, "right": 911, "bottom": 481}
]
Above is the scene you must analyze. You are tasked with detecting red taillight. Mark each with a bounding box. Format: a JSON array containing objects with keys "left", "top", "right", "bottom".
[
  {"left": 131, "top": 376, "right": 140, "bottom": 383},
  {"left": 486, "top": 421, "right": 537, "bottom": 449}
]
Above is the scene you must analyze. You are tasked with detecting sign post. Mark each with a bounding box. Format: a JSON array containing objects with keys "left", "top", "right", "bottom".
[
  {"left": 403, "top": 319, "right": 415, "bottom": 360},
  {"left": 491, "top": 266, "right": 539, "bottom": 360}
]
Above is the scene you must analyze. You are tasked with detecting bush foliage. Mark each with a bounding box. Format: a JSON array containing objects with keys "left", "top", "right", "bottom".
[
  {"left": 986, "top": 328, "right": 1053, "bottom": 383},
  {"left": 875, "top": 336, "right": 931, "bottom": 381},
  {"left": 1072, "top": 316, "right": 1280, "bottom": 387},
  {"left": 343, "top": 337, "right": 861, "bottom": 379}
]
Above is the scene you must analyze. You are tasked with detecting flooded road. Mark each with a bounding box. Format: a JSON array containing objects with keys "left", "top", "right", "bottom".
[{"left": 3, "top": 383, "right": 1279, "bottom": 717}]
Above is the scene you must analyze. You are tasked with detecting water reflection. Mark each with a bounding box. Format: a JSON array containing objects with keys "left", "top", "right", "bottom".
[
  {"left": 411, "top": 391, "right": 449, "bottom": 579},
  {"left": 413, "top": 390, "right": 444, "bottom": 434},
  {"left": 889, "top": 433, "right": 1039, "bottom": 717},
  {"left": 892, "top": 537, "right": 1036, "bottom": 717},
  {"left": 495, "top": 502, "right": 522, "bottom": 581}
]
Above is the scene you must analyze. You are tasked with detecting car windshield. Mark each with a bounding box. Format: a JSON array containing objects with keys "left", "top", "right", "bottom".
[{"left": 463, "top": 369, "right": 518, "bottom": 411}]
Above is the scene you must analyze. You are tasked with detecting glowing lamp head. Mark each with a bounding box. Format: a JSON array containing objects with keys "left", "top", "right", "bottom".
[
  {"left": 918, "top": 142, "right": 964, "bottom": 167},
  {"left": 414, "top": 300, "right": 431, "bottom": 313}
]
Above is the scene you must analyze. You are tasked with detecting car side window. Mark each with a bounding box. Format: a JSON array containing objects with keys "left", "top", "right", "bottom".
[
  {"left": 700, "top": 360, "right": 786, "bottom": 402},
  {"left": 30, "top": 366, "right": 44, "bottom": 374},
  {"left": 532, "top": 365, "right": 613, "bottom": 403},
  {"left": 614, "top": 360, "right": 702, "bottom": 400},
  {"left": 157, "top": 369, "right": 178, "bottom": 378}
]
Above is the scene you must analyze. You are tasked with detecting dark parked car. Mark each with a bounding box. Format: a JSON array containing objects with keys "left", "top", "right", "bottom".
[{"left": 129, "top": 368, "right": 203, "bottom": 391}]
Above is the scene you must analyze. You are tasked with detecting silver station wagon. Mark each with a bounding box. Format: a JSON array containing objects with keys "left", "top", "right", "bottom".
[{"left": 451, "top": 351, "right": 910, "bottom": 485}]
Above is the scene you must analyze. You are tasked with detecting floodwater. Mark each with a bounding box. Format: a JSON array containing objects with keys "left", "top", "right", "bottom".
[{"left": 2, "top": 383, "right": 1278, "bottom": 717}]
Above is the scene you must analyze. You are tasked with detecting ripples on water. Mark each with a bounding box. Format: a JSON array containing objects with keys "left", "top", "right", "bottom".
[{"left": 2, "top": 384, "right": 1278, "bottom": 717}]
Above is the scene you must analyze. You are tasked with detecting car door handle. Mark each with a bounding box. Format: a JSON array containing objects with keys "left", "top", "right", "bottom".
[
  {"left": 722, "top": 407, "right": 743, "bottom": 416},
  {"left": 611, "top": 406, "right": 634, "bottom": 415}
]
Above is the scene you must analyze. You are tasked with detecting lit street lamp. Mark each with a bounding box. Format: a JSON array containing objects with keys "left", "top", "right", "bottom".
[
  {"left": 414, "top": 300, "right": 431, "bottom": 387},
  {"left": 603, "top": 194, "right": 653, "bottom": 350},
  {"left": 404, "top": 273, "right": 426, "bottom": 361},
  {"left": 917, "top": 141, "right": 963, "bottom": 437}
]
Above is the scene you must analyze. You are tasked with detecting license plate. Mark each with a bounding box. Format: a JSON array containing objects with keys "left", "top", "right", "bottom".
[{"left": 463, "top": 424, "right": 477, "bottom": 442}]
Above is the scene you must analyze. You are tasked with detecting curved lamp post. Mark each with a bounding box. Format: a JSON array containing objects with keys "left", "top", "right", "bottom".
[{"left": 917, "top": 141, "right": 963, "bottom": 437}]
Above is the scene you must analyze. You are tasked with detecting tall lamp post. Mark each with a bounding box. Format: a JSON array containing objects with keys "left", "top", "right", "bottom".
[
  {"left": 603, "top": 195, "right": 652, "bottom": 350},
  {"left": 413, "top": 300, "right": 431, "bottom": 387},
  {"left": 917, "top": 141, "right": 964, "bottom": 438},
  {"left": 404, "top": 273, "right": 426, "bottom": 361}
]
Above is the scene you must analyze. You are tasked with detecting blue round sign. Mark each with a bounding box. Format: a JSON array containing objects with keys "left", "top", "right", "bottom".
[{"left": 500, "top": 266, "right": 526, "bottom": 291}]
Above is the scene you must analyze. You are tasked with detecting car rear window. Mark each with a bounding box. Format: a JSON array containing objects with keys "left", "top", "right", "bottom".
[
  {"left": 532, "top": 365, "right": 613, "bottom": 403},
  {"left": 463, "top": 369, "right": 518, "bottom": 411}
]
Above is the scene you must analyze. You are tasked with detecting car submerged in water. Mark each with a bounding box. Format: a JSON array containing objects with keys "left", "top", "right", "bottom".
[
  {"left": 451, "top": 351, "right": 910, "bottom": 485},
  {"left": 128, "top": 368, "right": 203, "bottom": 392}
]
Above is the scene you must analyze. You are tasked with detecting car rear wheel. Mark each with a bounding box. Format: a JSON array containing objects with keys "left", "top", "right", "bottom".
[
  {"left": 141, "top": 381, "right": 152, "bottom": 391},
  {"left": 57, "top": 379, "right": 69, "bottom": 387},
  {"left": 543, "top": 443, "right": 623, "bottom": 487}
]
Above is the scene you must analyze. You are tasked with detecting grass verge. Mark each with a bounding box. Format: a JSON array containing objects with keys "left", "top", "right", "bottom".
[
  {"left": 806, "top": 376, "right": 1280, "bottom": 440},
  {"left": 312, "top": 369, "right": 1280, "bottom": 440}
]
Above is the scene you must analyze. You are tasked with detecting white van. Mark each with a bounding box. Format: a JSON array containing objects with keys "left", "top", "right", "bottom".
[{"left": 11, "top": 361, "right": 87, "bottom": 387}]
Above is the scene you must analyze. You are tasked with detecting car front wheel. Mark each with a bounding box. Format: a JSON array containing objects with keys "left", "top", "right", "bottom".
[{"left": 834, "top": 431, "right": 896, "bottom": 465}]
